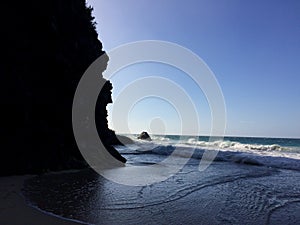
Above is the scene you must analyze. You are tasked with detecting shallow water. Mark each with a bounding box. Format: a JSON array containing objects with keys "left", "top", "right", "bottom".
[
  {"left": 22, "top": 135, "right": 300, "bottom": 224},
  {"left": 23, "top": 155, "right": 300, "bottom": 224}
]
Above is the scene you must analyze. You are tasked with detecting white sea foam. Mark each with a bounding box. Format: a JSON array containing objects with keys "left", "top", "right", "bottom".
[
  {"left": 117, "top": 134, "right": 300, "bottom": 171},
  {"left": 184, "top": 138, "right": 291, "bottom": 152}
]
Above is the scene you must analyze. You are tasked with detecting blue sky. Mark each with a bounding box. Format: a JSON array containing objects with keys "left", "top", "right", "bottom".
[{"left": 87, "top": 0, "right": 300, "bottom": 138}]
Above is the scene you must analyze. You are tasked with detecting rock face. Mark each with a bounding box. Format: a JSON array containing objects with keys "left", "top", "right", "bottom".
[
  {"left": 116, "top": 135, "right": 135, "bottom": 145},
  {"left": 138, "top": 132, "right": 152, "bottom": 141},
  {"left": 0, "top": 0, "right": 125, "bottom": 175}
]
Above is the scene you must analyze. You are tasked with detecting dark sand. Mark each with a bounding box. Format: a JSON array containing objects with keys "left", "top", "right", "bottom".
[
  {"left": 0, "top": 175, "right": 82, "bottom": 225},
  {"left": 15, "top": 160, "right": 300, "bottom": 225}
]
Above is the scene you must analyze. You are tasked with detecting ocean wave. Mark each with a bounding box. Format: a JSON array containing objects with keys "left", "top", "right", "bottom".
[
  {"left": 117, "top": 135, "right": 300, "bottom": 171},
  {"left": 184, "top": 138, "right": 290, "bottom": 152},
  {"left": 125, "top": 135, "right": 298, "bottom": 153},
  {"left": 120, "top": 144, "right": 300, "bottom": 171}
]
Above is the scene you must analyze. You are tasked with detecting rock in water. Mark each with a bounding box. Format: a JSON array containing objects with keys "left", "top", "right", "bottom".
[{"left": 138, "top": 132, "right": 152, "bottom": 141}]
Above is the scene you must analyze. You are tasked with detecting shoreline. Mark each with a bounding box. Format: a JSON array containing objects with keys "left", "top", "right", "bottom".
[
  {"left": 18, "top": 162, "right": 300, "bottom": 224},
  {"left": 0, "top": 174, "right": 84, "bottom": 225},
  {"left": 2, "top": 160, "right": 300, "bottom": 224}
]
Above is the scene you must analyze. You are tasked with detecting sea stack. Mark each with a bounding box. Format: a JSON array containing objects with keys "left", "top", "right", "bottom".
[{"left": 137, "top": 131, "right": 152, "bottom": 141}]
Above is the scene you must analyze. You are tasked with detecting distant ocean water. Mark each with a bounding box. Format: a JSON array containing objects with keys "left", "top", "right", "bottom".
[
  {"left": 116, "top": 134, "right": 300, "bottom": 171},
  {"left": 130, "top": 134, "right": 300, "bottom": 151},
  {"left": 122, "top": 134, "right": 300, "bottom": 155},
  {"left": 22, "top": 134, "right": 300, "bottom": 224}
]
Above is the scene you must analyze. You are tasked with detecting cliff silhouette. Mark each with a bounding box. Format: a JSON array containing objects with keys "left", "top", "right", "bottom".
[{"left": 0, "top": 0, "right": 125, "bottom": 175}]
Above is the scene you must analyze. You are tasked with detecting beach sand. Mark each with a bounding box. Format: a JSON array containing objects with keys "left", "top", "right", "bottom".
[
  {"left": 10, "top": 160, "right": 300, "bottom": 225},
  {"left": 2, "top": 142, "right": 300, "bottom": 225},
  {"left": 0, "top": 175, "right": 82, "bottom": 225}
]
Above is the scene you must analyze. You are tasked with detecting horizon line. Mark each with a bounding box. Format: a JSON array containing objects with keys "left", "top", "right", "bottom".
[{"left": 116, "top": 132, "right": 300, "bottom": 140}]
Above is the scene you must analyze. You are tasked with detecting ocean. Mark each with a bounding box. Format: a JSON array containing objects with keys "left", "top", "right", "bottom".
[
  {"left": 130, "top": 134, "right": 300, "bottom": 153},
  {"left": 22, "top": 135, "right": 300, "bottom": 224},
  {"left": 118, "top": 134, "right": 300, "bottom": 171}
]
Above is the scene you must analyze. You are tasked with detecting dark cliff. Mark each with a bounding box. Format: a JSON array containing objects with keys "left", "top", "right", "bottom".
[{"left": 0, "top": 0, "right": 125, "bottom": 175}]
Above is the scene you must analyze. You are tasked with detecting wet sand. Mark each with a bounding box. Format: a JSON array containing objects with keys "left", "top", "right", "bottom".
[
  {"left": 18, "top": 159, "right": 300, "bottom": 225},
  {"left": 0, "top": 175, "right": 83, "bottom": 225}
]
